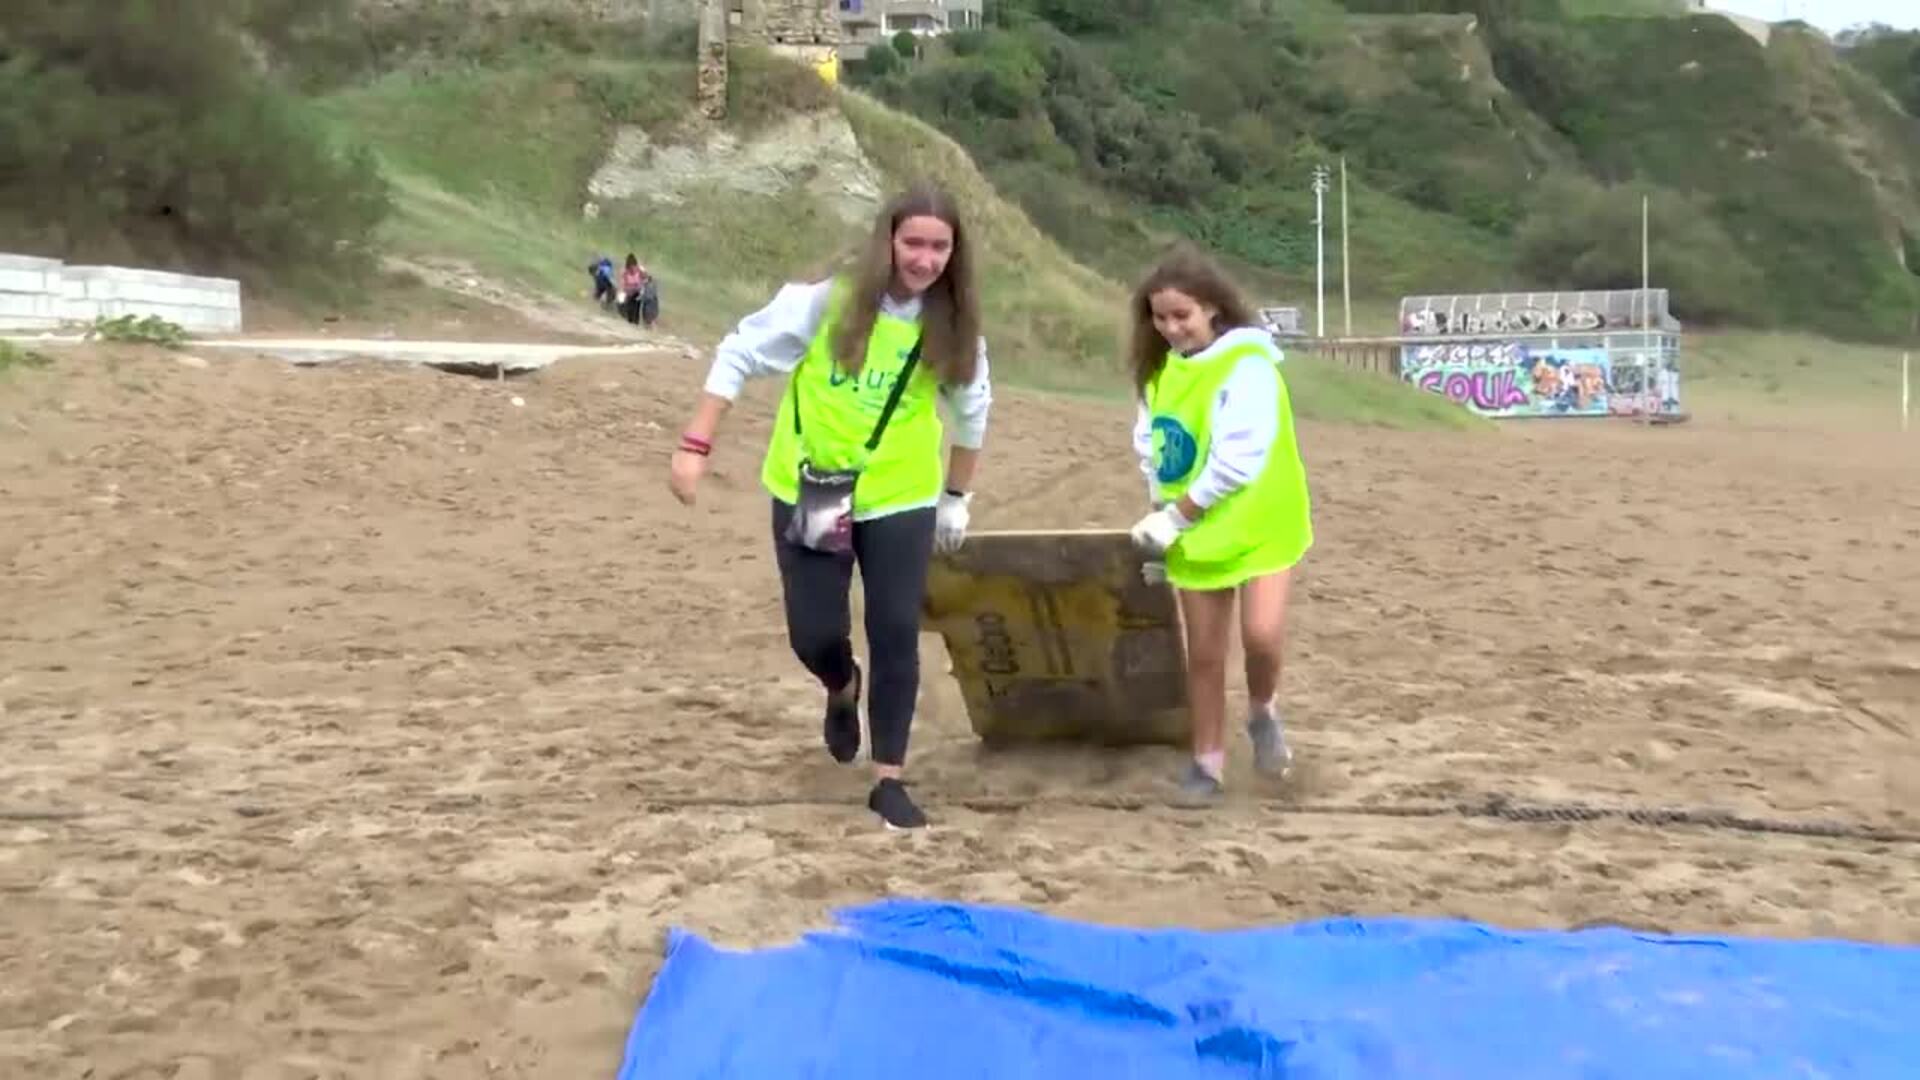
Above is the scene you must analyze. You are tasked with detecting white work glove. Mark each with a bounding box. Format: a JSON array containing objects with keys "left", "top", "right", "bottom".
[
  {"left": 1129, "top": 504, "right": 1192, "bottom": 556},
  {"left": 934, "top": 490, "right": 971, "bottom": 554},
  {"left": 1141, "top": 560, "right": 1167, "bottom": 586}
]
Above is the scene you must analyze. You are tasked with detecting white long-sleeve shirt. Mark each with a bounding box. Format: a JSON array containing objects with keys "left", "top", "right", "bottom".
[
  {"left": 1132, "top": 326, "right": 1284, "bottom": 509},
  {"left": 701, "top": 278, "right": 993, "bottom": 449}
]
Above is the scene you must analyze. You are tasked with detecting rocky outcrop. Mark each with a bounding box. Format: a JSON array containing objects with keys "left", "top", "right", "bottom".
[
  {"left": 733, "top": 0, "right": 839, "bottom": 45},
  {"left": 585, "top": 108, "right": 884, "bottom": 224},
  {"left": 353, "top": 0, "right": 690, "bottom": 20},
  {"left": 351, "top": 0, "right": 837, "bottom": 40}
]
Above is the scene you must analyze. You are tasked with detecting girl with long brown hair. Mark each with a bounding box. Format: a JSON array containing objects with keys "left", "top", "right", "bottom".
[
  {"left": 1126, "top": 246, "right": 1314, "bottom": 803},
  {"left": 667, "top": 183, "right": 993, "bottom": 830}
]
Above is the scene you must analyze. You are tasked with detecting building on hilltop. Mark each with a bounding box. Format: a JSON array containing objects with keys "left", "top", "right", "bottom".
[
  {"left": 1678, "top": 0, "right": 1781, "bottom": 45},
  {"left": 723, "top": 0, "right": 841, "bottom": 46},
  {"left": 695, "top": 0, "right": 987, "bottom": 117},
  {"left": 835, "top": 0, "right": 984, "bottom": 59},
  {"left": 698, "top": 0, "right": 843, "bottom": 118}
]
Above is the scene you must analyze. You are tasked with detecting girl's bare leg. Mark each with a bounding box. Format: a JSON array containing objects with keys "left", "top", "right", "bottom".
[
  {"left": 1177, "top": 587, "right": 1237, "bottom": 796},
  {"left": 1239, "top": 568, "right": 1295, "bottom": 775}
]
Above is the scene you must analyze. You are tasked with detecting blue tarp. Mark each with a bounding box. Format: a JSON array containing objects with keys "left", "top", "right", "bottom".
[{"left": 618, "top": 899, "right": 1920, "bottom": 1079}]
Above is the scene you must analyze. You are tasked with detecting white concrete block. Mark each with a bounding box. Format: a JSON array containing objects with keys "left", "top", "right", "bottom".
[
  {"left": 0, "top": 291, "right": 63, "bottom": 330},
  {"left": 1, "top": 253, "right": 244, "bottom": 334},
  {"left": 0, "top": 253, "right": 62, "bottom": 273},
  {"left": 0, "top": 268, "right": 56, "bottom": 295}
]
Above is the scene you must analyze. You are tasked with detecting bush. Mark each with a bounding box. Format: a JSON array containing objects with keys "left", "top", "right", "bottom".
[
  {"left": 1513, "top": 174, "right": 1765, "bottom": 325},
  {"left": 727, "top": 44, "right": 836, "bottom": 130},
  {"left": 0, "top": 339, "right": 53, "bottom": 377},
  {"left": 1495, "top": 15, "right": 1920, "bottom": 337},
  {"left": 859, "top": 44, "right": 902, "bottom": 80},
  {"left": 0, "top": 0, "right": 390, "bottom": 290},
  {"left": 1839, "top": 26, "right": 1920, "bottom": 115}
]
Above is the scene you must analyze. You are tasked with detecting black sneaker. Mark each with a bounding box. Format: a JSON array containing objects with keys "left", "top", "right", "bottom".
[
  {"left": 867, "top": 778, "right": 928, "bottom": 830},
  {"left": 823, "top": 661, "right": 862, "bottom": 764}
]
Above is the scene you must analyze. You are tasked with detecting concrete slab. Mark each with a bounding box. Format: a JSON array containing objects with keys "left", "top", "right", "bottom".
[
  {"left": 188, "top": 337, "right": 665, "bottom": 374},
  {"left": 1, "top": 334, "right": 674, "bottom": 376}
]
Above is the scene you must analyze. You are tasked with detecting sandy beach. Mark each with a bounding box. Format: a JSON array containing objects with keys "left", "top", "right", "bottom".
[{"left": 2, "top": 343, "right": 1915, "bottom": 1078}]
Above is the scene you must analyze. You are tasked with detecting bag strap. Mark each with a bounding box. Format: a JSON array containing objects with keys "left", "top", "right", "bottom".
[
  {"left": 863, "top": 335, "right": 923, "bottom": 451},
  {"left": 790, "top": 335, "right": 925, "bottom": 454}
]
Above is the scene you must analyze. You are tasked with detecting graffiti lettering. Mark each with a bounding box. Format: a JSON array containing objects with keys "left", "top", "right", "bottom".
[
  {"left": 1400, "top": 347, "right": 1630, "bottom": 418},
  {"left": 1418, "top": 369, "right": 1530, "bottom": 411},
  {"left": 1404, "top": 307, "right": 1606, "bottom": 336},
  {"left": 1410, "top": 341, "right": 1524, "bottom": 368},
  {"left": 1394, "top": 291, "right": 1683, "bottom": 420}
]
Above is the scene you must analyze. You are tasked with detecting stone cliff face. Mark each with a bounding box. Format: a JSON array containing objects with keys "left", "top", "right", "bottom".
[
  {"left": 353, "top": 0, "right": 685, "bottom": 18},
  {"left": 729, "top": 0, "right": 839, "bottom": 45},
  {"left": 585, "top": 108, "right": 883, "bottom": 225},
  {"left": 352, "top": 0, "right": 839, "bottom": 42}
]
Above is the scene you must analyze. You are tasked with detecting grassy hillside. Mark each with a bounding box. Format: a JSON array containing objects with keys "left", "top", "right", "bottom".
[
  {"left": 1679, "top": 329, "right": 1915, "bottom": 427},
  {"left": 1839, "top": 25, "right": 1920, "bottom": 117},
  {"left": 0, "top": 0, "right": 389, "bottom": 299},
  {"left": 1493, "top": 16, "right": 1920, "bottom": 338},
  {"left": 304, "top": 33, "right": 1473, "bottom": 428},
  {"left": 847, "top": 0, "right": 1920, "bottom": 343},
  {"left": 312, "top": 52, "right": 1118, "bottom": 373}
]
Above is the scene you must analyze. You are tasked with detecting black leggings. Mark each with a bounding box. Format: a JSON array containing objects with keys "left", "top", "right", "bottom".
[{"left": 771, "top": 498, "right": 937, "bottom": 767}]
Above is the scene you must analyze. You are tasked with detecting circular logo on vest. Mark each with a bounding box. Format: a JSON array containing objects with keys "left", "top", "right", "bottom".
[{"left": 1151, "top": 415, "right": 1198, "bottom": 485}]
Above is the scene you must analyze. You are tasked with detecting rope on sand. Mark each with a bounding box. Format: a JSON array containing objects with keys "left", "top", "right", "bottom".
[
  {"left": 12, "top": 794, "right": 1912, "bottom": 846},
  {"left": 633, "top": 792, "right": 1920, "bottom": 847}
]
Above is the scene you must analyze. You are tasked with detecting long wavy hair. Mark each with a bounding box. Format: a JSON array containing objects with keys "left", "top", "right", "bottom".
[
  {"left": 1128, "top": 245, "right": 1260, "bottom": 397},
  {"left": 824, "top": 183, "right": 981, "bottom": 386}
]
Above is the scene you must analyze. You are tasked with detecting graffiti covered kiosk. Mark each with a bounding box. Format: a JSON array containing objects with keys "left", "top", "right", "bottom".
[{"left": 1398, "top": 289, "right": 1684, "bottom": 420}]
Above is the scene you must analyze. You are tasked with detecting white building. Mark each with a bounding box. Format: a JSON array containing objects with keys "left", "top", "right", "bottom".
[{"left": 836, "top": 0, "right": 984, "bottom": 59}]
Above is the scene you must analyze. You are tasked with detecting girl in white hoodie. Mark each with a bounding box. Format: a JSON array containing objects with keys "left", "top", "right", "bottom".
[{"left": 1126, "top": 247, "right": 1315, "bottom": 803}]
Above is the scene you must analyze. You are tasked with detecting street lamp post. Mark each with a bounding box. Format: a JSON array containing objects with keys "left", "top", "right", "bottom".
[{"left": 1312, "top": 163, "right": 1331, "bottom": 338}]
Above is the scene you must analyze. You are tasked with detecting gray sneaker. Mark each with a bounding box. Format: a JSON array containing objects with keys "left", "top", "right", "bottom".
[
  {"left": 1175, "top": 761, "right": 1224, "bottom": 805},
  {"left": 1248, "top": 709, "right": 1294, "bottom": 777}
]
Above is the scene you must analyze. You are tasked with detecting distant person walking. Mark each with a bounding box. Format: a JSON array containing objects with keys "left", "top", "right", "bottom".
[
  {"left": 619, "top": 254, "right": 649, "bottom": 326},
  {"left": 639, "top": 272, "right": 660, "bottom": 328},
  {"left": 667, "top": 184, "right": 993, "bottom": 830},
  {"left": 1125, "top": 246, "right": 1314, "bottom": 804},
  {"left": 589, "top": 255, "right": 616, "bottom": 309}
]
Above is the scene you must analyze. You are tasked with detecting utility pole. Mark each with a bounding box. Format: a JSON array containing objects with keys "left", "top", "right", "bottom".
[
  {"left": 1312, "top": 163, "right": 1330, "bottom": 338},
  {"left": 1641, "top": 192, "right": 1650, "bottom": 319},
  {"left": 1641, "top": 192, "right": 1653, "bottom": 423},
  {"left": 1340, "top": 156, "right": 1351, "bottom": 337}
]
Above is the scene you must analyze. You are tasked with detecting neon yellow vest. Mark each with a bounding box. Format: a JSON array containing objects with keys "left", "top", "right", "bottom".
[
  {"left": 760, "top": 286, "right": 944, "bottom": 520},
  {"left": 1146, "top": 336, "right": 1313, "bottom": 590}
]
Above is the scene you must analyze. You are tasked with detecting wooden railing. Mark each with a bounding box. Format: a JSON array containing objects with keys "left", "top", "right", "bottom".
[{"left": 1282, "top": 336, "right": 1403, "bottom": 378}]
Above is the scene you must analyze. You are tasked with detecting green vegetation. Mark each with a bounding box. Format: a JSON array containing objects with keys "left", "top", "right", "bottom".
[
  {"left": 1839, "top": 25, "right": 1920, "bottom": 116},
  {"left": 86, "top": 314, "right": 188, "bottom": 348},
  {"left": 1492, "top": 16, "right": 1918, "bottom": 339},
  {"left": 284, "top": 17, "right": 1484, "bottom": 424},
  {"left": 843, "top": 0, "right": 1920, "bottom": 342},
  {"left": 312, "top": 45, "right": 1131, "bottom": 387},
  {"left": 0, "top": 0, "right": 389, "bottom": 299},
  {"left": 1557, "top": 0, "right": 1688, "bottom": 16},
  {"left": 1681, "top": 329, "right": 1914, "bottom": 422},
  {"left": 17, "top": 0, "right": 1912, "bottom": 432},
  {"left": 0, "top": 339, "right": 53, "bottom": 379},
  {"left": 1285, "top": 355, "right": 1494, "bottom": 430}
]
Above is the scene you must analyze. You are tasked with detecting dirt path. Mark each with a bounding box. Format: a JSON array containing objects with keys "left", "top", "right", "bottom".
[{"left": 1, "top": 345, "right": 1915, "bottom": 1078}]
